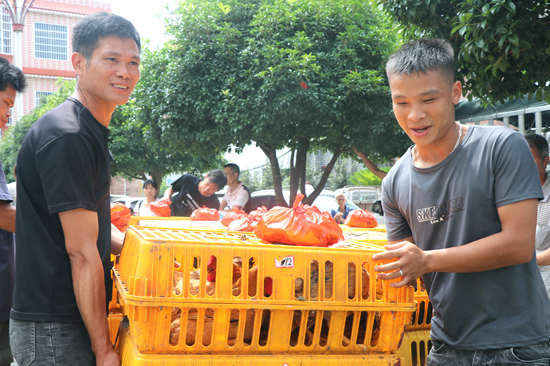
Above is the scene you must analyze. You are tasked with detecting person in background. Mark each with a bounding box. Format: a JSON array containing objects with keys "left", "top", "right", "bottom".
[
  {"left": 373, "top": 38, "right": 550, "bottom": 365},
  {"left": 163, "top": 170, "right": 227, "bottom": 217},
  {"left": 525, "top": 133, "right": 550, "bottom": 298},
  {"left": 353, "top": 148, "right": 387, "bottom": 180},
  {"left": 0, "top": 56, "right": 26, "bottom": 366},
  {"left": 330, "top": 193, "right": 353, "bottom": 224},
  {"left": 135, "top": 179, "right": 160, "bottom": 216},
  {"left": 11, "top": 13, "right": 140, "bottom": 366},
  {"left": 220, "top": 163, "right": 251, "bottom": 214}
]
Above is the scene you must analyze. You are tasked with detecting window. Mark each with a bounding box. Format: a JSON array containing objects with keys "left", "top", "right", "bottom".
[
  {"left": 35, "top": 91, "right": 53, "bottom": 107},
  {"left": 34, "top": 22, "right": 68, "bottom": 60},
  {"left": 0, "top": 6, "right": 11, "bottom": 54},
  {"left": 6, "top": 108, "right": 11, "bottom": 125}
]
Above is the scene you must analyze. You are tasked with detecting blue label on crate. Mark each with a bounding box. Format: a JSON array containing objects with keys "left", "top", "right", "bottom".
[{"left": 275, "top": 256, "right": 295, "bottom": 268}]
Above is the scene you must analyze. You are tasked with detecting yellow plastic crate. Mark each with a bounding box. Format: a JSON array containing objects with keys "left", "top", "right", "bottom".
[
  {"left": 114, "top": 226, "right": 415, "bottom": 355},
  {"left": 116, "top": 327, "right": 403, "bottom": 366},
  {"left": 396, "top": 330, "right": 431, "bottom": 366},
  {"left": 406, "top": 279, "right": 432, "bottom": 331},
  {"left": 108, "top": 312, "right": 124, "bottom": 345}
]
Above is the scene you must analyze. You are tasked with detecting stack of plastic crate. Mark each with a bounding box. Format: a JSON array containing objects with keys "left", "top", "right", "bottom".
[{"left": 111, "top": 226, "right": 416, "bottom": 365}]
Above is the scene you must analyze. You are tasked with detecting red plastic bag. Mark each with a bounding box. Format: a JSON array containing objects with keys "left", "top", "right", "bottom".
[
  {"left": 228, "top": 216, "right": 257, "bottom": 232},
  {"left": 254, "top": 194, "right": 344, "bottom": 247},
  {"left": 150, "top": 198, "right": 172, "bottom": 217},
  {"left": 190, "top": 206, "right": 219, "bottom": 221},
  {"left": 345, "top": 209, "right": 378, "bottom": 228},
  {"left": 249, "top": 206, "right": 268, "bottom": 222},
  {"left": 220, "top": 208, "right": 248, "bottom": 227},
  {"left": 111, "top": 202, "right": 131, "bottom": 233}
]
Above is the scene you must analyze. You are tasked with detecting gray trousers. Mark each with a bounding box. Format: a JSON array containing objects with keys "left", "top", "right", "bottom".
[
  {"left": 427, "top": 339, "right": 550, "bottom": 366},
  {"left": 9, "top": 318, "right": 94, "bottom": 366}
]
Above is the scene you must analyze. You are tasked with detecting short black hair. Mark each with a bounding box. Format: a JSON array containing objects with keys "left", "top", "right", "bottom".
[
  {"left": 0, "top": 56, "right": 26, "bottom": 92},
  {"left": 224, "top": 163, "right": 240, "bottom": 177},
  {"left": 72, "top": 12, "right": 141, "bottom": 61},
  {"left": 205, "top": 169, "right": 227, "bottom": 190},
  {"left": 525, "top": 133, "right": 549, "bottom": 160},
  {"left": 143, "top": 179, "right": 159, "bottom": 197},
  {"left": 386, "top": 38, "right": 455, "bottom": 85}
]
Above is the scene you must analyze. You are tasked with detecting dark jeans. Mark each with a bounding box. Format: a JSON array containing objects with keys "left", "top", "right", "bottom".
[
  {"left": 9, "top": 318, "right": 94, "bottom": 366},
  {"left": 427, "top": 339, "right": 550, "bottom": 366},
  {"left": 0, "top": 320, "right": 12, "bottom": 366}
]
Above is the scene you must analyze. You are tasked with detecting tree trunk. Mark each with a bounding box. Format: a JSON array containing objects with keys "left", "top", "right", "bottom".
[
  {"left": 150, "top": 171, "right": 164, "bottom": 191},
  {"left": 289, "top": 139, "right": 309, "bottom": 205},
  {"left": 258, "top": 142, "right": 288, "bottom": 207},
  {"left": 304, "top": 145, "right": 342, "bottom": 205}
]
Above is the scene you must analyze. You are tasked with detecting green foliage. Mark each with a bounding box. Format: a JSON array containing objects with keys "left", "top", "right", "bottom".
[
  {"left": 375, "top": 0, "right": 550, "bottom": 105},
  {"left": 0, "top": 79, "right": 75, "bottom": 182},
  {"left": 158, "top": 0, "right": 410, "bottom": 201},
  {"left": 350, "top": 166, "right": 390, "bottom": 186},
  {"left": 109, "top": 44, "right": 227, "bottom": 185}
]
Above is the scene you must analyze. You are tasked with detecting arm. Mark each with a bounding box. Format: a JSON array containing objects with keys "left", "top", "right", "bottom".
[
  {"left": 163, "top": 186, "right": 174, "bottom": 200},
  {"left": 0, "top": 201, "right": 15, "bottom": 233},
  {"left": 374, "top": 199, "right": 538, "bottom": 287},
  {"left": 353, "top": 148, "right": 387, "bottom": 180},
  {"left": 219, "top": 198, "right": 228, "bottom": 211},
  {"left": 60, "top": 208, "right": 120, "bottom": 366},
  {"left": 537, "top": 249, "right": 550, "bottom": 266},
  {"left": 111, "top": 223, "right": 124, "bottom": 256}
]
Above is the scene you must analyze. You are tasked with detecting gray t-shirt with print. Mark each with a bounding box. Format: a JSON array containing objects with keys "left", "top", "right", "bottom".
[{"left": 382, "top": 125, "right": 550, "bottom": 349}]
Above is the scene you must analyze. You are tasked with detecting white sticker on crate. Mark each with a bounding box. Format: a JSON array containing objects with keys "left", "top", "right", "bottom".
[{"left": 275, "top": 256, "right": 295, "bottom": 268}]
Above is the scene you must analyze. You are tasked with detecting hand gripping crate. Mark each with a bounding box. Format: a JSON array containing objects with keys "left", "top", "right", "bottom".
[
  {"left": 113, "top": 226, "right": 415, "bottom": 355},
  {"left": 115, "top": 325, "right": 404, "bottom": 366},
  {"left": 396, "top": 330, "right": 432, "bottom": 366}
]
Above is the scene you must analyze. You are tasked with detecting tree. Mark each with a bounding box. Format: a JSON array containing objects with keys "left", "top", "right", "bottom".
[
  {"left": 375, "top": 0, "right": 550, "bottom": 105},
  {"left": 160, "top": 0, "right": 409, "bottom": 206},
  {"left": 0, "top": 79, "right": 74, "bottom": 182},
  {"left": 349, "top": 167, "right": 390, "bottom": 186}
]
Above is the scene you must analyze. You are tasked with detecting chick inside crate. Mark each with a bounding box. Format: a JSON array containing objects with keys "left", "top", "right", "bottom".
[{"left": 114, "top": 226, "right": 415, "bottom": 355}]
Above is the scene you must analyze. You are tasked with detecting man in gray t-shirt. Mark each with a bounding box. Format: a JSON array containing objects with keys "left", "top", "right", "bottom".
[{"left": 373, "top": 38, "right": 550, "bottom": 365}]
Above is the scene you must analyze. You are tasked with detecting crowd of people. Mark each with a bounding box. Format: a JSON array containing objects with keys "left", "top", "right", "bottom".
[{"left": 0, "top": 11, "right": 548, "bottom": 366}]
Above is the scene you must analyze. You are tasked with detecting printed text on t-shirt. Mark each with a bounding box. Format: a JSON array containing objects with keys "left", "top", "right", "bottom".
[{"left": 416, "top": 197, "right": 464, "bottom": 224}]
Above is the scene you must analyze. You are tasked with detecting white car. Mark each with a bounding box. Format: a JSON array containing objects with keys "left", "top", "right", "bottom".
[{"left": 112, "top": 196, "right": 143, "bottom": 213}]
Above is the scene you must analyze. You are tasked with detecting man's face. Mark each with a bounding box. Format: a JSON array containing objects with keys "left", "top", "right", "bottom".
[
  {"left": 0, "top": 86, "right": 15, "bottom": 128},
  {"left": 530, "top": 147, "right": 549, "bottom": 179},
  {"left": 336, "top": 195, "right": 346, "bottom": 206},
  {"left": 199, "top": 178, "right": 219, "bottom": 197},
  {"left": 389, "top": 70, "right": 462, "bottom": 149},
  {"left": 223, "top": 167, "right": 237, "bottom": 185},
  {"left": 75, "top": 36, "right": 140, "bottom": 109}
]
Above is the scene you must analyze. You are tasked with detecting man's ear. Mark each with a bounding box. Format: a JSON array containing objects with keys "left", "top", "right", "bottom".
[
  {"left": 71, "top": 52, "right": 86, "bottom": 77},
  {"left": 544, "top": 155, "right": 549, "bottom": 168}
]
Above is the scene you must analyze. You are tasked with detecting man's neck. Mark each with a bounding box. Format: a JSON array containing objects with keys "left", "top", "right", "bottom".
[
  {"left": 71, "top": 87, "right": 115, "bottom": 127},
  {"left": 339, "top": 205, "right": 346, "bottom": 212},
  {"left": 229, "top": 180, "right": 241, "bottom": 190}
]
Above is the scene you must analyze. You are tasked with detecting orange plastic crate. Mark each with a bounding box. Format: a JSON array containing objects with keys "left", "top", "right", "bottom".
[
  {"left": 116, "top": 326, "right": 403, "bottom": 365},
  {"left": 396, "top": 330, "right": 432, "bottom": 366},
  {"left": 114, "top": 226, "right": 415, "bottom": 355},
  {"left": 405, "top": 279, "right": 432, "bottom": 331}
]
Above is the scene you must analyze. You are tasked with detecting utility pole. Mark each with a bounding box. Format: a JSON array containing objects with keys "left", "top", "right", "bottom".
[{"left": 1, "top": 0, "right": 35, "bottom": 123}]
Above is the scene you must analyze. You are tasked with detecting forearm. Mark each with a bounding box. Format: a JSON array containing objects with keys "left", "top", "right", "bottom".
[
  {"left": 426, "top": 229, "right": 534, "bottom": 273},
  {"left": 163, "top": 187, "right": 173, "bottom": 200},
  {"left": 537, "top": 248, "right": 550, "bottom": 266},
  {"left": 0, "top": 202, "right": 15, "bottom": 232},
  {"left": 70, "top": 251, "right": 112, "bottom": 355},
  {"left": 111, "top": 223, "right": 124, "bottom": 256},
  {"left": 219, "top": 199, "right": 227, "bottom": 211}
]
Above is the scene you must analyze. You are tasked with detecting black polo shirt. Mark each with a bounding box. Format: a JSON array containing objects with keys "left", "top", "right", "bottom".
[
  {"left": 170, "top": 174, "right": 220, "bottom": 217},
  {"left": 11, "top": 97, "right": 112, "bottom": 324}
]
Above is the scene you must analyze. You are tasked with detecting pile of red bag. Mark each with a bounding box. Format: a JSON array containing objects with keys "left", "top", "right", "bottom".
[
  {"left": 110, "top": 202, "right": 131, "bottom": 233},
  {"left": 221, "top": 206, "right": 268, "bottom": 232},
  {"left": 345, "top": 209, "right": 378, "bottom": 228},
  {"left": 254, "top": 194, "right": 344, "bottom": 247},
  {"left": 150, "top": 198, "right": 172, "bottom": 217}
]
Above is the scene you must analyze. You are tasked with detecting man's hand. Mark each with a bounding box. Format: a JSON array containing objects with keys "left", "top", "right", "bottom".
[
  {"left": 372, "top": 237, "right": 427, "bottom": 288},
  {"left": 95, "top": 347, "right": 120, "bottom": 366},
  {"left": 334, "top": 212, "right": 343, "bottom": 223},
  {"left": 0, "top": 201, "right": 15, "bottom": 233}
]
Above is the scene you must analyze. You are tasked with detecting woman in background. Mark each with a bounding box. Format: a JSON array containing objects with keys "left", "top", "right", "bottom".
[{"left": 136, "top": 179, "right": 160, "bottom": 216}]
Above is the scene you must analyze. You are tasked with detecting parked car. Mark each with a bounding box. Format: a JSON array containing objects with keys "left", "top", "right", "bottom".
[
  {"left": 112, "top": 196, "right": 143, "bottom": 213},
  {"left": 335, "top": 185, "right": 380, "bottom": 212}
]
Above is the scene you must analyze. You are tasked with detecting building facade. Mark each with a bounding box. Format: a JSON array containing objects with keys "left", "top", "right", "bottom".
[{"left": 0, "top": 0, "right": 111, "bottom": 134}]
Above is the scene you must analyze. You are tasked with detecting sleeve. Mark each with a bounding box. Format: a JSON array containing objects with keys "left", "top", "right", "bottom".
[
  {"left": 232, "top": 189, "right": 249, "bottom": 208},
  {"left": 381, "top": 179, "right": 413, "bottom": 241},
  {"left": 171, "top": 175, "right": 185, "bottom": 192},
  {"left": 35, "top": 134, "right": 97, "bottom": 214},
  {"left": 0, "top": 161, "right": 12, "bottom": 203},
  {"left": 330, "top": 209, "right": 337, "bottom": 218},
  {"left": 494, "top": 132, "right": 544, "bottom": 208}
]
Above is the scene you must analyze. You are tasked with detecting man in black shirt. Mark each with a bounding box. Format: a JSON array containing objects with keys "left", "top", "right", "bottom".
[
  {"left": 11, "top": 13, "right": 140, "bottom": 366},
  {"left": 163, "top": 170, "right": 227, "bottom": 217}
]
